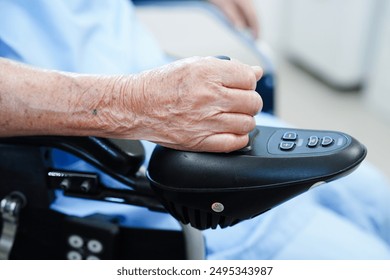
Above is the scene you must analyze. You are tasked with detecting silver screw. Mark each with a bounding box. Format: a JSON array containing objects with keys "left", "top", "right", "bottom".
[
  {"left": 211, "top": 202, "right": 224, "bottom": 213},
  {"left": 59, "top": 179, "right": 70, "bottom": 190},
  {"left": 80, "top": 180, "right": 91, "bottom": 192}
]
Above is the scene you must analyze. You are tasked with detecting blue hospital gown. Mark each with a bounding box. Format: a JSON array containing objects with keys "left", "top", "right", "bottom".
[{"left": 1, "top": 0, "right": 389, "bottom": 259}]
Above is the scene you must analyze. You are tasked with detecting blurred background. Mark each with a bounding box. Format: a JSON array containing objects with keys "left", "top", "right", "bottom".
[{"left": 135, "top": 0, "right": 390, "bottom": 180}]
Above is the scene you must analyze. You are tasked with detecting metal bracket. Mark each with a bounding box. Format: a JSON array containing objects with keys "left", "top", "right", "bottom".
[
  {"left": 0, "top": 192, "right": 26, "bottom": 260},
  {"left": 180, "top": 223, "right": 205, "bottom": 260},
  {"left": 47, "top": 170, "right": 165, "bottom": 212}
]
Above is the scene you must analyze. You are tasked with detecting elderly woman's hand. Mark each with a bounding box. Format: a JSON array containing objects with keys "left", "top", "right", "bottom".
[{"left": 121, "top": 57, "right": 263, "bottom": 152}]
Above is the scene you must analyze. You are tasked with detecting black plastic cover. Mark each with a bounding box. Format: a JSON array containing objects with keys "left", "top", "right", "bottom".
[{"left": 147, "top": 126, "right": 367, "bottom": 229}]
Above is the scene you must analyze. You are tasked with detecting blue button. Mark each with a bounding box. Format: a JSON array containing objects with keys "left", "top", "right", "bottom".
[
  {"left": 282, "top": 131, "right": 298, "bottom": 141},
  {"left": 321, "top": 136, "right": 334, "bottom": 147},
  {"left": 308, "top": 136, "right": 319, "bottom": 147}
]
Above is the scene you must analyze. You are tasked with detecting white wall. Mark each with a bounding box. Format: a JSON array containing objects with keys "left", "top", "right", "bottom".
[
  {"left": 256, "top": 0, "right": 390, "bottom": 124},
  {"left": 136, "top": 3, "right": 263, "bottom": 65},
  {"left": 254, "top": 0, "right": 287, "bottom": 51},
  {"left": 364, "top": 0, "right": 390, "bottom": 123},
  {"left": 261, "top": 0, "right": 381, "bottom": 89}
]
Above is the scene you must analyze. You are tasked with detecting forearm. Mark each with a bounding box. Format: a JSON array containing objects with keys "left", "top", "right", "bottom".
[
  {"left": 0, "top": 56, "right": 262, "bottom": 152},
  {"left": 0, "top": 58, "right": 138, "bottom": 138}
]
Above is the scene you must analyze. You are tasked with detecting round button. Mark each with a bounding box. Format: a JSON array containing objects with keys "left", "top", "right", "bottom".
[
  {"left": 67, "top": 250, "right": 82, "bottom": 260},
  {"left": 86, "top": 255, "right": 100, "bottom": 260},
  {"left": 68, "top": 235, "right": 84, "bottom": 249},
  {"left": 87, "top": 239, "right": 103, "bottom": 254}
]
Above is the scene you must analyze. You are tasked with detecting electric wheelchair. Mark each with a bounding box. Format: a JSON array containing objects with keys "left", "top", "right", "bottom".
[{"left": 0, "top": 1, "right": 367, "bottom": 260}]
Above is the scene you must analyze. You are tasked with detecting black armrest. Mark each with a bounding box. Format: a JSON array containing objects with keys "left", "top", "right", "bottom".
[{"left": 0, "top": 136, "right": 145, "bottom": 179}]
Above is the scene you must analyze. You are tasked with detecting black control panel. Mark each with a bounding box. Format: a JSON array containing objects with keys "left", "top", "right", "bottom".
[
  {"left": 267, "top": 129, "right": 349, "bottom": 155},
  {"left": 147, "top": 125, "right": 367, "bottom": 230}
]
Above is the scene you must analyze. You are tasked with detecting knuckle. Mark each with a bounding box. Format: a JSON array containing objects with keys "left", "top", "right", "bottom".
[
  {"left": 213, "top": 137, "right": 234, "bottom": 153},
  {"left": 242, "top": 116, "right": 256, "bottom": 133},
  {"left": 228, "top": 135, "right": 249, "bottom": 152},
  {"left": 252, "top": 92, "right": 263, "bottom": 113},
  {"left": 240, "top": 65, "right": 258, "bottom": 89}
]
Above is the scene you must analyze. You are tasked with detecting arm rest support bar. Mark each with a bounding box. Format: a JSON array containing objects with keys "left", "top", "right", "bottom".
[{"left": 0, "top": 137, "right": 146, "bottom": 190}]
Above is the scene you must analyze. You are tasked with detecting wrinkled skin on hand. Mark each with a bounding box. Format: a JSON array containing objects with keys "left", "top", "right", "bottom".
[
  {"left": 122, "top": 57, "right": 263, "bottom": 153},
  {"left": 0, "top": 57, "right": 260, "bottom": 153}
]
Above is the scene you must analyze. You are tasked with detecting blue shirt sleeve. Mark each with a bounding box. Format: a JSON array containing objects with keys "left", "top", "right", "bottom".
[{"left": 0, "top": 0, "right": 169, "bottom": 74}]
